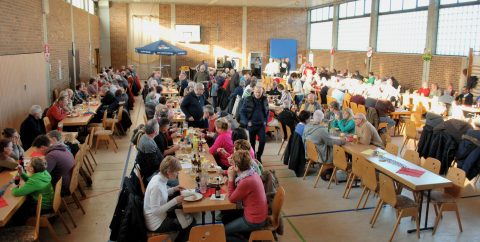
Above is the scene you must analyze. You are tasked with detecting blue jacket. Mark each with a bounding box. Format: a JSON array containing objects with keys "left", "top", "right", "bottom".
[
  {"left": 239, "top": 95, "right": 269, "bottom": 127},
  {"left": 180, "top": 92, "right": 207, "bottom": 121}
]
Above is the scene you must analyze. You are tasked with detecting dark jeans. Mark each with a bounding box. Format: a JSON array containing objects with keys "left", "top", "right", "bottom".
[
  {"left": 212, "top": 96, "right": 218, "bottom": 111},
  {"left": 294, "top": 94, "right": 304, "bottom": 108},
  {"left": 225, "top": 216, "right": 266, "bottom": 242},
  {"left": 248, "top": 124, "right": 266, "bottom": 162},
  {"left": 187, "top": 120, "right": 205, "bottom": 128}
]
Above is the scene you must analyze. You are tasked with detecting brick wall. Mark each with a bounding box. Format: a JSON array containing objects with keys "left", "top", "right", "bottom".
[
  {"left": 110, "top": 3, "right": 128, "bottom": 69},
  {"left": 0, "top": 0, "right": 43, "bottom": 56},
  {"left": 334, "top": 51, "right": 368, "bottom": 74},
  {"left": 247, "top": 8, "right": 308, "bottom": 71},
  {"left": 158, "top": 4, "right": 171, "bottom": 69},
  {"left": 370, "top": 53, "right": 424, "bottom": 91},
  {"left": 428, "top": 55, "right": 465, "bottom": 90},
  {"left": 175, "top": 5, "right": 243, "bottom": 73},
  {"left": 311, "top": 50, "right": 331, "bottom": 69}
]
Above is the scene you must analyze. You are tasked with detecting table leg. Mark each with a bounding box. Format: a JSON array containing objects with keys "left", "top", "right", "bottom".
[
  {"left": 201, "top": 212, "right": 205, "bottom": 225},
  {"left": 211, "top": 211, "right": 216, "bottom": 224},
  {"left": 408, "top": 189, "right": 433, "bottom": 233}
]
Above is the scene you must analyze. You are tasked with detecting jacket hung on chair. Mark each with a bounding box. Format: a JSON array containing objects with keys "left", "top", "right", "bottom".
[
  {"left": 456, "top": 130, "right": 480, "bottom": 180},
  {"left": 283, "top": 132, "right": 306, "bottom": 177}
]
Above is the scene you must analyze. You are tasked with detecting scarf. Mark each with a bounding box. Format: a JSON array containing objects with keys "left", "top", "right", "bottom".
[{"left": 235, "top": 167, "right": 256, "bottom": 186}]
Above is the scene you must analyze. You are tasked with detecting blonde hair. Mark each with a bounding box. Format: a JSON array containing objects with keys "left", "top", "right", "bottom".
[
  {"left": 215, "top": 118, "right": 229, "bottom": 131},
  {"left": 159, "top": 156, "right": 182, "bottom": 176},
  {"left": 234, "top": 139, "right": 251, "bottom": 151}
]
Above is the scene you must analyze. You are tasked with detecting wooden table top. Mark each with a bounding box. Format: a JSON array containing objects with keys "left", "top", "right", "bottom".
[
  {"left": 162, "top": 89, "right": 179, "bottom": 95},
  {"left": 177, "top": 143, "right": 236, "bottom": 213},
  {"left": 0, "top": 171, "right": 26, "bottom": 227},
  {"left": 61, "top": 103, "right": 101, "bottom": 127},
  {"left": 343, "top": 142, "right": 452, "bottom": 191},
  {"left": 24, "top": 132, "right": 78, "bottom": 157}
]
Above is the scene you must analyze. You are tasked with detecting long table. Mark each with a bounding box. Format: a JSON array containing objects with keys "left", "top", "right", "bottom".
[
  {"left": 0, "top": 171, "right": 26, "bottom": 227},
  {"left": 61, "top": 103, "right": 101, "bottom": 127},
  {"left": 23, "top": 132, "right": 78, "bottom": 157},
  {"left": 342, "top": 142, "right": 452, "bottom": 233},
  {"left": 177, "top": 141, "right": 236, "bottom": 224}
]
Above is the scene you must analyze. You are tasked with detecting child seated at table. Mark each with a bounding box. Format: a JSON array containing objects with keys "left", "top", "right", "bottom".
[{"left": 209, "top": 118, "right": 234, "bottom": 170}]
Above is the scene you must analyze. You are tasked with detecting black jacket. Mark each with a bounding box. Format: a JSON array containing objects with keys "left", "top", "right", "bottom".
[
  {"left": 135, "top": 150, "right": 163, "bottom": 186},
  {"left": 283, "top": 132, "right": 306, "bottom": 177},
  {"left": 417, "top": 125, "right": 434, "bottom": 159},
  {"left": 277, "top": 109, "right": 298, "bottom": 137},
  {"left": 20, "top": 115, "right": 45, "bottom": 150},
  {"left": 217, "top": 87, "right": 229, "bottom": 111},
  {"left": 180, "top": 92, "right": 207, "bottom": 121},
  {"left": 239, "top": 95, "right": 269, "bottom": 127},
  {"left": 456, "top": 130, "right": 480, "bottom": 180}
]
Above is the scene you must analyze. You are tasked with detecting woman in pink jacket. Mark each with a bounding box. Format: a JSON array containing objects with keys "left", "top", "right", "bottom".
[{"left": 208, "top": 118, "right": 234, "bottom": 170}]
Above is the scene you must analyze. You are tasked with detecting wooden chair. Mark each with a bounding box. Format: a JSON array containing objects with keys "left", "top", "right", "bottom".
[
  {"left": 148, "top": 234, "right": 172, "bottom": 242},
  {"left": 85, "top": 128, "right": 98, "bottom": 166},
  {"left": 43, "top": 117, "right": 52, "bottom": 132},
  {"left": 94, "top": 120, "right": 118, "bottom": 153},
  {"left": 357, "top": 158, "right": 378, "bottom": 210},
  {"left": 371, "top": 174, "right": 420, "bottom": 242},
  {"left": 403, "top": 149, "right": 421, "bottom": 166},
  {"left": 63, "top": 147, "right": 86, "bottom": 215},
  {"left": 277, "top": 124, "right": 291, "bottom": 157},
  {"left": 27, "top": 178, "right": 69, "bottom": 242},
  {"left": 385, "top": 143, "right": 399, "bottom": 156},
  {"left": 144, "top": 113, "right": 148, "bottom": 124},
  {"left": 432, "top": 167, "right": 466, "bottom": 235},
  {"left": 264, "top": 186, "right": 285, "bottom": 232},
  {"left": 188, "top": 224, "right": 226, "bottom": 242},
  {"left": 357, "top": 104, "right": 367, "bottom": 115},
  {"left": 105, "top": 105, "right": 125, "bottom": 135},
  {"left": 248, "top": 230, "right": 275, "bottom": 242},
  {"left": 422, "top": 157, "right": 441, "bottom": 174},
  {"left": 327, "top": 145, "right": 351, "bottom": 189},
  {"left": 0, "top": 194, "right": 42, "bottom": 242},
  {"left": 326, "top": 96, "right": 337, "bottom": 106},
  {"left": 350, "top": 102, "right": 358, "bottom": 114},
  {"left": 302, "top": 141, "right": 334, "bottom": 188},
  {"left": 400, "top": 120, "right": 419, "bottom": 153},
  {"left": 134, "top": 164, "right": 146, "bottom": 195},
  {"left": 82, "top": 134, "right": 95, "bottom": 174},
  {"left": 343, "top": 153, "right": 363, "bottom": 199}
]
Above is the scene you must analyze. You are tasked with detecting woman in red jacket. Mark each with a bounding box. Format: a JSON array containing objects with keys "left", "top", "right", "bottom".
[{"left": 225, "top": 150, "right": 268, "bottom": 242}]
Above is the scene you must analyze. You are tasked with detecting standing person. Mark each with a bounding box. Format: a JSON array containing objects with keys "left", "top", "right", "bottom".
[
  {"left": 178, "top": 72, "right": 190, "bottom": 97},
  {"left": 225, "top": 150, "right": 267, "bottom": 242},
  {"left": 193, "top": 64, "right": 209, "bottom": 83},
  {"left": 210, "top": 76, "right": 219, "bottom": 110},
  {"left": 279, "top": 58, "right": 288, "bottom": 76},
  {"left": 292, "top": 73, "right": 304, "bottom": 107},
  {"left": 180, "top": 83, "right": 208, "bottom": 128},
  {"left": 2, "top": 128, "right": 24, "bottom": 160},
  {"left": 253, "top": 57, "right": 261, "bottom": 78},
  {"left": 20, "top": 105, "right": 46, "bottom": 150},
  {"left": 239, "top": 86, "right": 269, "bottom": 163}
]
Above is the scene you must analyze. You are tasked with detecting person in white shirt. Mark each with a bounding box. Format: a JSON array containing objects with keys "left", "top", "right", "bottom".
[
  {"left": 143, "top": 156, "right": 194, "bottom": 242},
  {"left": 264, "top": 58, "right": 277, "bottom": 76},
  {"left": 292, "top": 73, "right": 304, "bottom": 107}
]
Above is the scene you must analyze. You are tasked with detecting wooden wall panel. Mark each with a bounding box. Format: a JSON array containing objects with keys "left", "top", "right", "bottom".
[{"left": 0, "top": 53, "right": 48, "bottom": 131}]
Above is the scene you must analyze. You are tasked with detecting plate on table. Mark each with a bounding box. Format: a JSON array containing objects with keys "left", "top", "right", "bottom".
[{"left": 183, "top": 192, "right": 203, "bottom": 202}]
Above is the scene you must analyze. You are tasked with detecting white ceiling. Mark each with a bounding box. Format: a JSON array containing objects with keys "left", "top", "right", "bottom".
[{"left": 109, "top": 0, "right": 338, "bottom": 8}]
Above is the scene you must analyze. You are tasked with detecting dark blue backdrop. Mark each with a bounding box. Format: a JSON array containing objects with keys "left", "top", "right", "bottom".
[{"left": 269, "top": 38, "right": 297, "bottom": 72}]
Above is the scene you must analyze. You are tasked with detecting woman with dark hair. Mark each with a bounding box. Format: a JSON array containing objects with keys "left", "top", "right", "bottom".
[
  {"left": 2, "top": 128, "right": 24, "bottom": 160},
  {"left": 226, "top": 72, "right": 240, "bottom": 97},
  {"left": 295, "top": 110, "right": 311, "bottom": 136},
  {"left": 0, "top": 139, "right": 18, "bottom": 171}
]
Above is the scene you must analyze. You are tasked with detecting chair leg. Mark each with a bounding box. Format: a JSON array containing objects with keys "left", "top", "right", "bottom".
[
  {"left": 416, "top": 214, "right": 420, "bottom": 239},
  {"left": 46, "top": 220, "right": 61, "bottom": 242},
  {"left": 327, "top": 167, "right": 337, "bottom": 189},
  {"left": 345, "top": 175, "right": 357, "bottom": 199},
  {"left": 109, "top": 136, "right": 118, "bottom": 152},
  {"left": 343, "top": 173, "right": 354, "bottom": 198},
  {"left": 362, "top": 190, "right": 371, "bottom": 209},
  {"left": 62, "top": 199, "right": 77, "bottom": 228},
  {"left": 303, "top": 161, "right": 313, "bottom": 180},
  {"left": 313, "top": 164, "right": 325, "bottom": 188},
  {"left": 85, "top": 155, "right": 95, "bottom": 173},
  {"left": 88, "top": 149, "right": 98, "bottom": 165},
  {"left": 454, "top": 205, "right": 463, "bottom": 232},
  {"left": 356, "top": 187, "right": 367, "bottom": 210},
  {"left": 94, "top": 136, "right": 100, "bottom": 153},
  {"left": 277, "top": 141, "right": 285, "bottom": 155},
  {"left": 399, "top": 138, "right": 409, "bottom": 153},
  {"left": 72, "top": 192, "right": 86, "bottom": 214},
  {"left": 371, "top": 199, "right": 384, "bottom": 227},
  {"left": 57, "top": 212, "right": 71, "bottom": 234},
  {"left": 389, "top": 210, "right": 403, "bottom": 242},
  {"left": 432, "top": 204, "right": 444, "bottom": 235}
]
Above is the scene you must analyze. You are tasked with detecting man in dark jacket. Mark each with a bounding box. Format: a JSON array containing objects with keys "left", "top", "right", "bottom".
[
  {"left": 181, "top": 83, "right": 208, "bottom": 128},
  {"left": 239, "top": 86, "right": 269, "bottom": 162},
  {"left": 20, "top": 105, "right": 46, "bottom": 150}
]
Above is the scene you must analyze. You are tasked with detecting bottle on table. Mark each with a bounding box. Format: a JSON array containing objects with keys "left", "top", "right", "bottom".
[
  {"left": 195, "top": 175, "right": 201, "bottom": 193},
  {"left": 14, "top": 173, "right": 21, "bottom": 188},
  {"left": 18, "top": 155, "right": 24, "bottom": 168},
  {"left": 215, "top": 178, "right": 221, "bottom": 198}
]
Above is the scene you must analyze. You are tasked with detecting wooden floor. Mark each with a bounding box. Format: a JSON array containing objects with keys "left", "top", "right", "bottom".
[{"left": 41, "top": 95, "right": 480, "bottom": 242}]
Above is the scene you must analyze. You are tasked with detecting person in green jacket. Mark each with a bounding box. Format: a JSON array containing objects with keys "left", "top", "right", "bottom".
[
  {"left": 331, "top": 108, "right": 355, "bottom": 134},
  {"left": 12, "top": 157, "right": 54, "bottom": 211}
]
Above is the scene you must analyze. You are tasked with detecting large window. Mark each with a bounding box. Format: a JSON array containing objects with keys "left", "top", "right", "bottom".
[
  {"left": 338, "top": 17, "right": 371, "bottom": 51},
  {"left": 339, "top": 0, "right": 372, "bottom": 18},
  {"left": 309, "top": 6, "right": 333, "bottom": 50},
  {"left": 440, "top": 0, "right": 479, "bottom": 5},
  {"left": 379, "top": 0, "right": 429, "bottom": 13},
  {"left": 437, "top": 4, "right": 480, "bottom": 55},
  {"left": 377, "top": 11, "right": 428, "bottom": 53},
  {"left": 67, "top": 0, "right": 95, "bottom": 15},
  {"left": 310, "top": 22, "right": 333, "bottom": 50}
]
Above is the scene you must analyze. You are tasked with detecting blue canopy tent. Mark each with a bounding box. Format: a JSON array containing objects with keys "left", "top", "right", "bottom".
[{"left": 135, "top": 40, "right": 187, "bottom": 77}]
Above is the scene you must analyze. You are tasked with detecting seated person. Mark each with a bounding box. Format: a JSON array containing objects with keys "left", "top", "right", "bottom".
[
  {"left": 154, "top": 118, "right": 179, "bottom": 156},
  {"left": 331, "top": 108, "right": 355, "bottom": 134},
  {"left": 2, "top": 128, "right": 24, "bottom": 160},
  {"left": 225, "top": 151, "right": 268, "bottom": 242},
  {"left": 209, "top": 118, "right": 234, "bottom": 170},
  {"left": 300, "top": 93, "right": 322, "bottom": 113},
  {"left": 324, "top": 101, "right": 341, "bottom": 122},
  {"left": 277, "top": 102, "right": 299, "bottom": 138},
  {"left": 143, "top": 156, "right": 194, "bottom": 242},
  {"left": 303, "top": 110, "right": 345, "bottom": 164},
  {"left": 233, "top": 139, "right": 262, "bottom": 175},
  {"left": 456, "top": 87, "right": 474, "bottom": 106},
  {"left": 354, "top": 113, "right": 384, "bottom": 148},
  {"left": 203, "top": 105, "right": 217, "bottom": 133},
  {"left": 20, "top": 105, "right": 46, "bottom": 150},
  {"left": 231, "top": 128, "right": 255, "bottom": 159},
  {"left": 429, "top": 83, "right": 441, "bottom": 98},
  {"left": 13, "top": 157, "right": 54, "bottom": 217},
  {"left": 267, "top": 81, "right": 281, "bottom": 96},
  {"left": 46, "top": 96, "right": 69, "bottom": 130},
  {"left": 375, "top": 99, "right": 396, "bottom": 128},
  {"left": 295, "top": 111, "right": 311, "bottom": 136},
  {"left": 277, "top": 84, "right": 292, "bottom": 108},
  {"left": 136, "top": 120, "right": 164, "bottom": 184},
  {"left": 0, "top": 139, "right": 18, "bottom": 171}
]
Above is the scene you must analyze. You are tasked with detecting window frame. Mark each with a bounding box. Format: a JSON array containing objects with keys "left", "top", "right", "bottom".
[
  {"left": 310, "top": 5, "right": 334, "bottom": 23},
  {"left": 338, "top": 0, "right": 372, "bottom": 20},
  {"left": 379, "top": 0, "right": 429, "bottom": 15}
]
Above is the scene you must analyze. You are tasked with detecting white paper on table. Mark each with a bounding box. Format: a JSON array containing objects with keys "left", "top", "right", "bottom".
[
  {"left": 210, "top": 194, "right": 226, "bottom": 201},
  {"left": 181, "top": 163, "right": 192, "bottom": 169}
]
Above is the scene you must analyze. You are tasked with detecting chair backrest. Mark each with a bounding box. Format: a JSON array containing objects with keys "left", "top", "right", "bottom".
[
  {"left": 180, "top": 66, "right": 190, "bottom": 72},
  {"left": 351, "top": 153, "right": 363, "bottom": 177},
  {"left": 378, "top": 173, "right": 398, "bottom": 207},
  {"left": 88, "top": 128, "right": 95, "bottom": 147},
  {"left": 305, "top": 140, "right": 319, "bottom": 163},
  {"left": 385, "top": 143, "right": 399, "bottom": 156},
  {"left": 361, "top": 158, "right": 378, "bottom": 192},
  {"left": 116, "top": 105, "right": 124, "bottom": 123},
  {"left": 350, "top": 102, "right": 358, "bottom": 114},
  {"left": 422, "top": 157, "right": 441, "bottom": 174},
  {"left": 134, "top": 164, "right": 146, "bottom": 195},
  {"left": 34, "top": 194, "right": 42, "bottom": 241},
  {"left": 332, "top": 145, "right": 348, "bottom": 171},
  {"left": 53, "top": 177, "right": 63, "bottom": 213},
  {"left": 189, "top": 224, "right": 226, "bottom": 242},
  {"left": 43, "top": 117, "right": 52, "bottom": 132},
  {"left": 101, "top": 110, "right": 108, "bottom": 128},
  {"left": 148, "top": 234, "right": 172, "bottom": 242},
  {"left": 445, "top": 167, "right": 466, "bottom": 198},
  {"left": 269, "top": 186, "right": 285, "bottom": 230},
  {"left": 143, "top": 113, "right": 148, "bottom": 124},
  {"left": 326, "top": 96, "right": 337, "bottom": 105},
  {"left": 70, "top": 145, "right": 85, "bottom": 193},
  {"left": 285, "top": 125, "right": 292, "bottom": 141},
  {"left": 357, "top": 104, "right": 367, "bottom": 115},
  {"left": 404, "top": 120, "right": 417, "bottom": 139},
  {"left": 403, "top": 149, "right": 421, "bottom": 166},
  {"left": 248, "top": 230, "right": 275, "bottom": 242}
]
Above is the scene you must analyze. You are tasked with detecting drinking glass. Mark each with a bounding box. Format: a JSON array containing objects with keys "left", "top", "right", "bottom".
[{"left": 200, "top": 176, "right": 207, "bottom": 194}]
